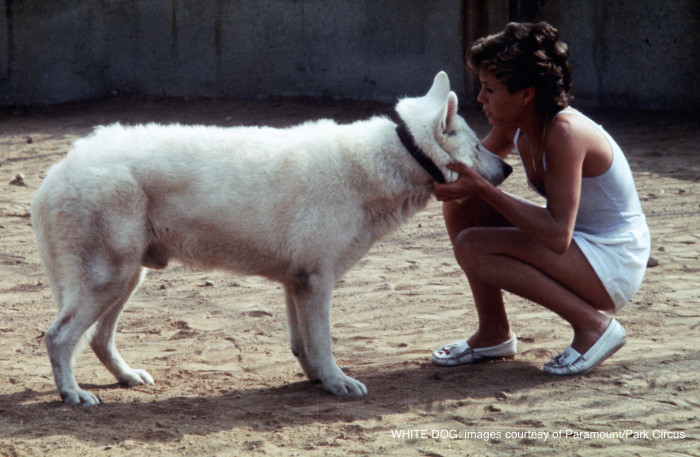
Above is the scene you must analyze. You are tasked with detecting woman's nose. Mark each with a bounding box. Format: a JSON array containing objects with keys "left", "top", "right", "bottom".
[{"left": 476, "top": 88, "right": 486, "bottom": 105}]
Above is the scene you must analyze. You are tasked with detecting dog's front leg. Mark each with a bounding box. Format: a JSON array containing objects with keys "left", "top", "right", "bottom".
[
  {"left": 289, "top": 270, "right": 367, "bottom": 396},
  {"left": 283, "top": 283, "right": 319, "bottom": 382}
]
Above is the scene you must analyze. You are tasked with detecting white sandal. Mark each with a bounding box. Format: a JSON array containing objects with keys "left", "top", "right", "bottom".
[
  {"left": 431, "top": 335, "right": 517, "bottom": 366},
  {"left": 543, "top": 319, "right": 626, "bottom": 375}
]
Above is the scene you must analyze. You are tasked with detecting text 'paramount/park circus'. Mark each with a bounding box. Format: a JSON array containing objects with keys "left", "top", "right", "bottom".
[{"left": 390, "top": 428, "right": 687, "bottom": 442}]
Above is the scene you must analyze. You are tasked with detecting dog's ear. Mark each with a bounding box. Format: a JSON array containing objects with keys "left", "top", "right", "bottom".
[
  {"left": 445, "top": 91, "right": 458, "bottom": 128},
  {"left": 436, "top": 91, "right": 459, "bottom": 134},
  {"left": 426, "top": 71, "right": 451, "bottom": 104}
]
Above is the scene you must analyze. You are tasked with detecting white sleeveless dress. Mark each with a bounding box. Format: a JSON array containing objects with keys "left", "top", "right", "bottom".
[{"left": 514, "top": 109, "right": 650, "bottom": 312}]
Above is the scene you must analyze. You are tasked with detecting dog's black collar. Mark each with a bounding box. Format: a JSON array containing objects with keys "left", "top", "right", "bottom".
[{"left": 395, "top": 116, "right": 446, "bottom": 184}]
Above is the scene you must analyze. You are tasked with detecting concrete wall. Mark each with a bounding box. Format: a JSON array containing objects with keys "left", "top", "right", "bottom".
[
  {"left": 542, "top": 0, "right": 700, "bottom": 112},
  {"left": 465, "top": 0, "right": 700, "bottom": 112},
  {"left": 0, "top": 0, "right": 465, "bottom": 106},
  {"left": 1, "top": 0, "right": 698, "bottom": 111}
]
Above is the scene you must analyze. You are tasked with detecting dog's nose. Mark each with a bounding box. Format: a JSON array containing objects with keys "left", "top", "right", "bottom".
[{"left": 503, "top": 162, "right": 513, "bottom": 179}]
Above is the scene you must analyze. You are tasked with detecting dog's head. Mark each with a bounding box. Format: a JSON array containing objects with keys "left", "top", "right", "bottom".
[{"left": 395, "top": 71, "right": 512, "bottom": 185}]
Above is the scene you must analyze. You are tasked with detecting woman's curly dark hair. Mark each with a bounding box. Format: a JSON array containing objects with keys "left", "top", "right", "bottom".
[{"left": 468, "top": 22, "right": 573, "bottom": 117}]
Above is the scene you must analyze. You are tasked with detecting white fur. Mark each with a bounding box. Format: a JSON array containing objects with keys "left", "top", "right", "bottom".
[{"left": 31, "top": 72, "right": 510, "bottom": 405}]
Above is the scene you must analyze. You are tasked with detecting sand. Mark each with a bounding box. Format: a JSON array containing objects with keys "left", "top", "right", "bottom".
[{"left": 0, "top": 97, "right": 698, "bottom": 456}]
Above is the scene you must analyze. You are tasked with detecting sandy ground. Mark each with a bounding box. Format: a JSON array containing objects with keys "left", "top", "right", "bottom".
[{"left": 0, "top": 97, "right": 698, "bottom": 457}]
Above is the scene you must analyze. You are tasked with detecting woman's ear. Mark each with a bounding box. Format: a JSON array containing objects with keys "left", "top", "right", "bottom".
[{"left": 521, "top": 86, "right": 536, "bottom": 107}]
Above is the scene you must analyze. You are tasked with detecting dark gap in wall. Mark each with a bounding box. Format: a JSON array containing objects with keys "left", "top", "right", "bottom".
[
  {"left": 508, "top": 0, "right": 544, "bottom": 23},
  {"left": 5, "top": 0, "right": 14, "bottom": 81}
]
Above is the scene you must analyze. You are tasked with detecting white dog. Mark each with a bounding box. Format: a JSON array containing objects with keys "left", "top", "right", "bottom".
[{"left": 31, "top": 72, "right": 511, "bottom": 405}]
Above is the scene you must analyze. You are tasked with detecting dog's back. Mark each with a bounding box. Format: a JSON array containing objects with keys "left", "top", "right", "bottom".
[{"left": 32, "top": 117, "right": 420, "bottom": 284}]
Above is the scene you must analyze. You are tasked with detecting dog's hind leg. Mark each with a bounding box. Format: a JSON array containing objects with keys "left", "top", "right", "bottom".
[
  {"left": 45, "top": 241, "right": 148, "bottom": 406},
  {"left": 89, "top": 268, "right": 154, "bottom": 389},
  {"left": 47, "top": 263, "right": 148, "bottom": 405},
  {"left": 288, "top": 270, "right": 367, "bottom": 396},
  {"left": 45, "top": 280, "right": 110, "bottom": 407}
]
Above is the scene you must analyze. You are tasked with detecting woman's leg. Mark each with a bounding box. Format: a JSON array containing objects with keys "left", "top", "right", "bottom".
[
  {"left": 454, "top": 226, "right": 615, "bottom": 354},
  {"left": 442, "top": 199, "right": 514, "bottom": 347}
]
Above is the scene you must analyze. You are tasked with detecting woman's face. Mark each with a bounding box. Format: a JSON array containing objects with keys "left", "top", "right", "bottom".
[{"left": 476, "top": 69, "right": 524, "bottom": 127}]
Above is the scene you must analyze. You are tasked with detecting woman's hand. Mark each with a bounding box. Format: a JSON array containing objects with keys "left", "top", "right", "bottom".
[{"left": 433, "top": 163, "right": 490, "bottom": 202}]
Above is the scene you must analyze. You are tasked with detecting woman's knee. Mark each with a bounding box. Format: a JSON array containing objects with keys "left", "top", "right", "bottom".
[{"left": 453, "top": 228, "right": 490, "bottom": 272}]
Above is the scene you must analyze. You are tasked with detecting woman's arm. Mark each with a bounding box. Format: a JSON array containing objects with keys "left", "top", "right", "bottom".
[
  {"left": 435, "top": 119, "right": 585, "bottom": 254},
  {"left": 481, "top": 125, "right": 517, "bottom": 159}
]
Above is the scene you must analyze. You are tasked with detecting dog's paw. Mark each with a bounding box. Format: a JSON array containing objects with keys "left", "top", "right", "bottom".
[
  {"left": 323, "top": 374, "right": 368, "bottom": 396},
  {"left": 61, "top": 388, "right": 101, "bottom": 407},
  {"left": 118, "top": 368, "right": 155, "bottom": 387}
]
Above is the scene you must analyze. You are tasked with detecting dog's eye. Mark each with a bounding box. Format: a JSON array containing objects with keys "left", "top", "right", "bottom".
[{"left": 446, "top": 130, "right": 457, "bottom": 137}]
